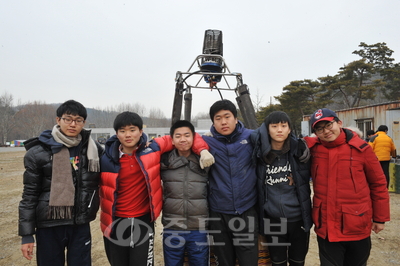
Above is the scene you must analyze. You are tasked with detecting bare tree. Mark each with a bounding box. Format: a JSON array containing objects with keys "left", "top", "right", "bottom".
[
  {"left": 0, "top": 92, "right": 16, "bottom": 144},
  {"left": 87, "top": 106, "right": 118, "bottom": 128},
  {"left": 88, "top": 102, "right": 147, "bottom": 128},
  {"left": 13, "top": 101, "right": 56, "bottom": 140},
  {"left": 252, "top": 88, "right": 265, "bottom": 112},
  {"left": 146, "top": 107, "right": 169, "bottom": 127},
  {"left": 191, "top": 112, "right": 210, "bottom": 127},
  {"left": 115, "top": 103, "right": 146, "bottom": 116}
]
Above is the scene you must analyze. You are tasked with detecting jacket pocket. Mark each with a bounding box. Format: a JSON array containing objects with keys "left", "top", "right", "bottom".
[
  {"left": 312, "top": 198, "right": 322, "bottom": 229},
  {"left": 341, "top": 203, "right": 370, "bottom": 235}
]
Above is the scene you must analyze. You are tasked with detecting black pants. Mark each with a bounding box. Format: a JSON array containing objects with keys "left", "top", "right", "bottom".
[
  {"left": 380, "top": 160, "right": 390, "bottom": 188},
  {"left": 209, "top": 206, "right": 259, "bottom": 266},
  {"left": 103, "top": 214, "right": 155, "bottom": 266},
  {"left": 317, "top": 236, "right": 371, "bottom": 266},
  {"left": 36, "top": 223, "right": 91, "bottom": 266},
  {"left": 264, "top": 218, "right": 310, "bottom": 266}
]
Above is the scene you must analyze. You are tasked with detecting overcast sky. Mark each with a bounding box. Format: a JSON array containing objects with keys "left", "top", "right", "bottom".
[{"left": 1, "top": 0, "right": 399, "bottom": 119}]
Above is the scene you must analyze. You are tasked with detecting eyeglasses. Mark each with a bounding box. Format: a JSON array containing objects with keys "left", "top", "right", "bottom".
[
  {"left": 61, "top": 117, "right": 85, "bottom": 125},
  {"left": 314, "top": 121, "right": 335, "bottom": 134}
]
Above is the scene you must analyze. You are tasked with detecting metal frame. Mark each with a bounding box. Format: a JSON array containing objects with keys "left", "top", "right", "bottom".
[
  {"left": 175, "top": 54, "right": 244, "bottom": 95},
  {"left": 171, "top": 54, "right": 258, "bottom": 129}
]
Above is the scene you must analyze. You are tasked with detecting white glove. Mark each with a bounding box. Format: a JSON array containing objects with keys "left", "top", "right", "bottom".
[
  {"left": 202, "top": 131, "right": 213, "bottom": 137},
  {"left": 200, "top": 150, "right": 215, "bottom": 169}
]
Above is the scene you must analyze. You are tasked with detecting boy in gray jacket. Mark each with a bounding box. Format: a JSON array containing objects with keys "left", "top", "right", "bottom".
[{"left": 161, "top": 120, "right": 210, "bottom": 266}]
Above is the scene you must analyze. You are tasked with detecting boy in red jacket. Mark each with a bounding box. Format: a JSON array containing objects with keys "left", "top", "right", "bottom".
[
  {"left": 304, "top": 108, "right": 390, "bottom": 266},
  {"left": 99, "top": 112, "right": 213, "bottom": 266}
]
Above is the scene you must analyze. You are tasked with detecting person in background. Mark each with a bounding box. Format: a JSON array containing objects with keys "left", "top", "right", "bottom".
[
  {"left": 368, "top": 125, "right": 397, "bottom": 188},
  {"left": 99, "top": 112, "right": 213, "bottom": 266},
  {"left": 251, "top": 111, "right": 312, "bottom": 266},
  {"left": 161, "top": 120, "right": 210, "bottom": 266},
  {"left": 304, "top": 108, "right": 390, "bottom": 266},
  {"left": 202, "top": 99, "right": 259, "bottom": 266},
  {"left": 365, "top": 129, "right": 375, "bottom": 142},
  {"left": 19, "top": 100, "right": 103, "bottom": 266}
]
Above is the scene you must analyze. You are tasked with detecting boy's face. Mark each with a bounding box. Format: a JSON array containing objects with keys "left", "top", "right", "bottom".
[
  {"left": 268, "top": 122, "right": 291, "bottom": 144},
  {"left": 314, "top": 120, "right": 342, "bottom": 142},
  {"left": 56, "top": 114, "right": 85, "bottom": 137},
  {"left": 172, "top": 127, "right": 194, "bottom": 156},
  {"left": 213, "top": 110, "right": 238, "bottom": 136},
  {"left": 116, "top": 125, "right": 143, "bottom": 153}
]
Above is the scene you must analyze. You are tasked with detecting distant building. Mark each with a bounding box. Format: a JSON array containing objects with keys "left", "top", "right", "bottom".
[{"left": 90, "top": 118, "right": 213, "bottom": 143}]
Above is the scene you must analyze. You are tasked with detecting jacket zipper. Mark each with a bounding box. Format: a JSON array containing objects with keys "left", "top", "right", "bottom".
[
  {"left": 88, "top": 190, "right": 96, "bottom": 208},
  {"left": 184, "top": 165, "right": 188, "bottom": 228},
  {"left": 130, "top": 218, "right": 135, "bottom": 248}
]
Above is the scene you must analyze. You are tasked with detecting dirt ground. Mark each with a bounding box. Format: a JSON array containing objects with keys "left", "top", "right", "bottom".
[{"left": 0, "top": 149, "right": 399, "bottom": 266}]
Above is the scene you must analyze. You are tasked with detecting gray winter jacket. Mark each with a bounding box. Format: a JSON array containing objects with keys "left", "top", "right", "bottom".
[{"left": 161, "top": 150, "right": 208, "bottom": 230}]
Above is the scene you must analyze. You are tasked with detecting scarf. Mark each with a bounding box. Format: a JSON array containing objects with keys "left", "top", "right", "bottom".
[{"left": 48, "top": 125, "right": 100, "bottom": 219}]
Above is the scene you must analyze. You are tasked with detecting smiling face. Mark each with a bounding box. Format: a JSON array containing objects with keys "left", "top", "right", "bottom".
[
  {"left": 56, "top": 114, "right": 86, "bottom": 138},
  {"left": 212, "top": 109, "right": 238, "bottom": 136},
  {"left": 314, "top": 120, "right": 343, "bottom": 142},
  {"left": 172, "top": 126, "right": 194, "bottom": 157},
  {"left": 116, "top": 125, "right": 143, "bottom": 154},
  {"left": 268, "top": 122, "right": 291, "bottom": 146}
]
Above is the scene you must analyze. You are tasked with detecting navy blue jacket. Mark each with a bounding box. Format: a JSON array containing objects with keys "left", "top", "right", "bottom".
[
  {"left": 202, "top": 121, "right": 257, "bottom": 215},
  {"left": 251, "top": 124, "right": 312, "bottom": 233}
]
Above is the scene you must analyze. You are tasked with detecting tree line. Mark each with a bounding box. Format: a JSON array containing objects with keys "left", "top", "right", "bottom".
[
  {"left": 256, "top": 42, "right": 400, "bottom": 134},
  {"left": 1, "top": 42, "right": 398, "bottom": 143},
  {"left": 0, "top": 97, "right": 175, "bottom": 144}
]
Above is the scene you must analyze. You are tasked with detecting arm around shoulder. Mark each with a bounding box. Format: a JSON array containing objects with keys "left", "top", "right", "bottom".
[
  {"left": 192, "top": 133, "right": 209, "bottom": 154},
  {"left": 153, "top": 135, "right": 174, "bottom": 153}
]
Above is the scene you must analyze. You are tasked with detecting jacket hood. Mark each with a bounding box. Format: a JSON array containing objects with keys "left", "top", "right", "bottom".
[
  {"left": 38, "top": 129, "right": 63, "bottom": 154},
  {"left": 252, "top": 123, "right": 297, "bottom": 163}
]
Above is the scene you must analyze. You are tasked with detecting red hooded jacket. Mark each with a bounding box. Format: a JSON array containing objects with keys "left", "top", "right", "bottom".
[{"left": 305, "top": 128, "right": 390, "bottom": 242}]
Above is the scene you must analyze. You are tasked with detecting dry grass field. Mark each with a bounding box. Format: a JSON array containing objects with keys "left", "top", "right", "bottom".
[{"left": 0, "top": 149, "right": 399, "bottom": 265}]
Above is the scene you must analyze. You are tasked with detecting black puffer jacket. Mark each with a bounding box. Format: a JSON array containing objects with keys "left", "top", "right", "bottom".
[
  {"left": 161, "top": 150, "right": 208, "bottom": 230},
  {"left": 18, "top": 129, "right": 104, "bottom": 237},
  {"left": 251, "top": 124, "right": 312, "bottom": 234}
]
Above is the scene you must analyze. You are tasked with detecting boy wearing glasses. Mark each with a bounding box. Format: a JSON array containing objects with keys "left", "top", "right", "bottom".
[
  {"left": 19, "top": 100, "right": 104, "bottom": 266},
  {"left": 304, "top": 108, "right": 390, "bottom": 266}
]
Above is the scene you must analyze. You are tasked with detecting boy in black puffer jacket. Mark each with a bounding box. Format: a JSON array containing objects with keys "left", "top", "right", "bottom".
[
  {"left": 251, "top": 111, "right": 312, "bottom": 266},
  {"left": 18, "top": 100, "right": 104, "bottom": 266}
]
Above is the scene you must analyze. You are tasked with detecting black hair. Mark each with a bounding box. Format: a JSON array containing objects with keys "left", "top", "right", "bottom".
[
  {"left": 170, "top": 120, "right": 195, "bottom": 136},
  {"left": 366, "top": 129, "right": 375, "bottom": 136},
  {"left": 209, "top": 99, "right": 237, "bottom": 122},
  {"left": 264, "top": 111, "right": 292, "bottom": 130},
  {"left": 56, "top": 100, "right": 87, "bottom": 120},
  {"left": 113, "top": 111, "right": 143, "bottom": 131},
  {"left": 377, "top": 125, "right": 388, "bottom": 132}
]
